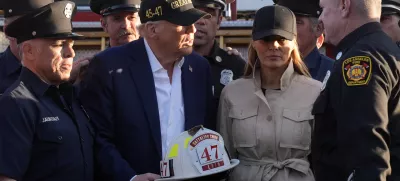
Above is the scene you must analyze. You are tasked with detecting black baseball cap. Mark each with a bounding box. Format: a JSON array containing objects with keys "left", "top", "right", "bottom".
[
  {"left": 382, "top": 0, "right": 400, "bottom": 15},
  {"left": 0, "top": 0, "right": 54, "bottom": 18},
  {"left": 139, "top": 0, "right": 211, "bottom": 26},
  {"left": 5, "top": 1, "right": 83, "bottom": 44},
  {"left": 252, "top": 5, "right": 297, "bottom": 41},
  {"left": 193, "top": 0, "right": 226, "bottom": 10},
  {"left": 90, "top": 0, "right": 141, "bottom": 16},
  {"left": 274, "top": 0, "right": 321, "bottom": 17}
]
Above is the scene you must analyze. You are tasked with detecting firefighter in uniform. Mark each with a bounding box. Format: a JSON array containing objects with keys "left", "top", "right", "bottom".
[
  {"left": 0, "top": 0, "right": 53, "bottom": 94},
  {"left": 275, "top": 0, "right": 334, "bottom": 82},
  {"left": 71, "top": 0, "right": 141, "bottom": 85},
  {"left": 381, "top": 0, "right": 400, "bottom": 47},
  {"left": 312, "top": 0, "right": 400, "bottom": 180},
  {"left": 0, "top": 1, "right": 94, "bottom": 181},
  {"left": 193, "top": 0, "right": 245, "bottom": 122}
]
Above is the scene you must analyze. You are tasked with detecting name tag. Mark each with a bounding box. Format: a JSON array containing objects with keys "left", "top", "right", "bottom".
[{"left": 42, "top": 116, "right": 60, "bottom": 123}]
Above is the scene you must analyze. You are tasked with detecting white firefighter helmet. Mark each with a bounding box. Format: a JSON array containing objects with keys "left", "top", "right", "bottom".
[{"left": 156, "top": 125, "right": 239, "bottom": 181}]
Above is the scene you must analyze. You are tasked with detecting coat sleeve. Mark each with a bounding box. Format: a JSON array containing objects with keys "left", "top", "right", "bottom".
[
  {"left": 79, "top": 56, "right": 136, "bottom": 181},
  {"left": 217, "top": 88, "right": 236, "bottom": 159},
  {"left": 337, "top": 52, "right": 392, "bottom": 180},
  {"left": 0, "top": 95, "right": 34, "bottom": 180}
]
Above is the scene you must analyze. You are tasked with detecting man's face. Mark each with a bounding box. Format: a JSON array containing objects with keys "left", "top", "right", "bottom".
[
  {"left": 295, "top": 15, "right": 319, "bottom": 55},
  {"left": 102, "top": 11, "right": 140, "bottom": 46},
  {"left": 30, "top": 39, "right": 75, "bottom": 84},
  {"left": 380, "top": 14, "right": 400, "bottom": 42},
  {"left": 194, "top": 7, "right": 222, "bottom": 46},
  {"left": 157, "top": 21, "right": 197, "bottom": 57},
  {"left": 319, "top": 0, "right": 343, "bottom": 45}
]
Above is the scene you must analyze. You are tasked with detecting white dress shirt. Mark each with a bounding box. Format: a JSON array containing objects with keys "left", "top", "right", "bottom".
[{"left": 144, "top": 38, "right": 185, "bottom": 158}]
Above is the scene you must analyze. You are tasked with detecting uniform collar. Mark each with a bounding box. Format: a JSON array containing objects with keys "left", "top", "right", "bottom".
[
  {"left": 335, "top": 22, "right": 382, "bottom": 56},
  {"left": 20, "top": 67, "right": 73, "bottom": 97},
  {"left": 254, "top": 60, "right": 295, "bottom": 92},
  {"left": 304, "top": 47, "right": 320, "bottom": 69},
  {"left": 204, "top": 40, "right": 220, "bottom": 61},
  {"left": 2, "top": 46, "right": 21, "bottom": 76}
]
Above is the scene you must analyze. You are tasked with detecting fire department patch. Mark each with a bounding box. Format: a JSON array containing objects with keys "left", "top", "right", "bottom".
[{"left": 342, "top": 56, "right": 372, "bottom": 86}]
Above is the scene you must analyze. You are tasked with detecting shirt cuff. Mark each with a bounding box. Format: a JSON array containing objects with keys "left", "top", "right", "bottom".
[{"left": 130, "top": 175, "right": 137, "bottom": 181}]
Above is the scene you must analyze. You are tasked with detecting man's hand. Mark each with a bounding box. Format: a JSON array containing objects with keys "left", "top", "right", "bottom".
[
  {"left": 132, "top": 173, "right": 160, "bottom": 181},
  {"left": 70, "top": 57, "right": 91, "bottom": 84},
  {"left": 224, "top": 47, "right": 241, "bottom": 56}
]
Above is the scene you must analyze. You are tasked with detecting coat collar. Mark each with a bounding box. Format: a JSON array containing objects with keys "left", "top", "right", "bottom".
[{"left": 254, "top": 60, "right": 295, "bottom": 92}]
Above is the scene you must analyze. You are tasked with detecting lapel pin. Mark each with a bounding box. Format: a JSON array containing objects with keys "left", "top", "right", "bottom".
[{"left": 189, "top": 65, "right": 193, "bottom": 72}]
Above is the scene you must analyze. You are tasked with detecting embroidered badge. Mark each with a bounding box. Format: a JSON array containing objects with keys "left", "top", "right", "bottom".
[
  {"left": 342, "top": 56, "right": 372, "bottom": 86},
  {"left": 220, "top": 69, "right": 233, "bottom": 86},
  {"left": 64, "top": 3, "right": 73, "bottom": 19}
]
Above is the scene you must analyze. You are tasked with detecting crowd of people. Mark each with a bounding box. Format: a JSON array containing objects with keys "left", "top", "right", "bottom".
[{"left": 0, "top": 0, "right": 399, "bottom": 181}]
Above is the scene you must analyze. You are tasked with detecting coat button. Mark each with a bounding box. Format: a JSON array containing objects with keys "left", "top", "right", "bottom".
[
  {"left": 267, "top": 115, "right": 272, "bottom": 121},
  {"left": 58, "top": 136, "right": 63, "bottom": 140}
]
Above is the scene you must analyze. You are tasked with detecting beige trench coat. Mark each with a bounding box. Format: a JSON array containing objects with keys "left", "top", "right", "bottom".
[{"left": 217, "top": 62, "right": 322, "bottom": 181}]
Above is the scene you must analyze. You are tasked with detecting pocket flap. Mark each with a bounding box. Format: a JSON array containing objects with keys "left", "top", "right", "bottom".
[
  {"left": 283, "top": 109, "right": 313, "bottom": 122},
  {"left": 37, "top": 131, "right": 64, "bottom": 144},
  {"left": 229, "top": 106, "right": 258, "bottom": 119}
]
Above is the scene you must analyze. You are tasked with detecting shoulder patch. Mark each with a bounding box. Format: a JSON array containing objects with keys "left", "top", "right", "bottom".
[{"left": 342, "top": 56, "right": 372, "bottom": 86}]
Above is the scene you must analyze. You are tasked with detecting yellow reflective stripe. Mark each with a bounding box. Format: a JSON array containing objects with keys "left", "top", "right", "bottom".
[
  {"left": 184, "top": 136, "right": 192, "bottom": 148},
  {"left": 168, "top": 144, "right": 179, "bottom": 158}
]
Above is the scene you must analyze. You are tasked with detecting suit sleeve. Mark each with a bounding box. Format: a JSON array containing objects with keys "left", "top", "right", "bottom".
[
  {"left": 0, "top": 95, "right": 34, "bottom": 180},
  {"left": 337, "top": 52, "right": 392, "bottom": 180},
  {"left": 217, "top": 88, "right": 236, "bottom": 159},
  {"left": 79, "top": 57, "right": 136, "bottom": 181}
]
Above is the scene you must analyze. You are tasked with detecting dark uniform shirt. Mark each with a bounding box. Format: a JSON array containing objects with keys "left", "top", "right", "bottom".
[
  {"left": 304, "top": 47, "right": 334, "bottom": 82},
  {"left": 0, "top": 47, "right": 21, "bottom": 94},
  {"left": 205, "top": 41, "right": 246, "bottom": 106},
  {"left": 0, "top": 67, "right": 94, "bottom": 181},
  {"left": 311, "top": 22, "right": 400, "bottom": 181}
]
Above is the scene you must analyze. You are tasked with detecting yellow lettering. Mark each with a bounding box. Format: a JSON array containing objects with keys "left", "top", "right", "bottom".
[{"left": 171, "top": 0, "right": 191, "bottom": 9}]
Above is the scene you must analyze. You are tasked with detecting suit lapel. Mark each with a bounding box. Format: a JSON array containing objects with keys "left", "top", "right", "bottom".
[
  {"left": 128, "top": 38, "right": 162, "bottom": 158},
  {"left": 181, "top": 57, "right": 203, "bottom": 130}
]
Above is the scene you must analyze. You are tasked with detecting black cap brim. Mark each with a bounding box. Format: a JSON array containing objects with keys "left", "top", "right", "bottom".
[
  {"left": 165, "top": 8, "right": 211, "bottom": 26},
  {"left": 252, "top": 29, "right": 295, "bottom": 41},
  {"left": 382, "top": 9, "right": 398, "bottom": 15},
  {"left": 16, "top": 32, "right": 84, "bottom": 44},
  {"left": 101, "top": 6, "right": 140, "bottom": 16}
]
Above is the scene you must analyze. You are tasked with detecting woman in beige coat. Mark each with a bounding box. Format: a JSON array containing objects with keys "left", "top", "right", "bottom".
[{"left": 217, "top": 5, "right": 322, "bottom": 181}]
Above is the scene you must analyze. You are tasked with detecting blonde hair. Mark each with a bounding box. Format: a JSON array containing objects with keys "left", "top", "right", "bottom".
[{"left": 243, "top": 39, "right": 311, "bottom": 77}]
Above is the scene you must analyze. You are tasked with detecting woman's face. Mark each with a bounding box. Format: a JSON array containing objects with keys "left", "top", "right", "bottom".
[{"left": 252, "top": 36, "right": 295, "bottom": 70}]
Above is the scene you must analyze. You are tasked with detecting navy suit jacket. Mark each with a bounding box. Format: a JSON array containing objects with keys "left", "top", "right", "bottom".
[{"left": 79, "top": 38, "right": 215, "bottom": 181}]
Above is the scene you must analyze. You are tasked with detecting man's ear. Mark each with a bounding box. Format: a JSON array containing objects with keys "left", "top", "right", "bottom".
[
  {"left": 217, "top": 14, "right": 223, "bottom": 29},
  {"left": 145, "top": 22, "right": 160, "bottom": 39},
  {"left": 341, "top": 0, "right": 351, "bottom": 18},
  {"left": 100, "top": 17, "right": 108, "bottom": 33},
  {"left": 22, "top": 41, "right": 36, "bottom": 61},
  {"left": 316, "top": 34, "right": 325, "bottom": 49},
  {"left": 315, "top": 21, "right": 324, "bottom": 37}
]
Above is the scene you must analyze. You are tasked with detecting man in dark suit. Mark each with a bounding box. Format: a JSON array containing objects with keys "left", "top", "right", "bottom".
[{"left": 79, "top": 0, "right": 213, "bottom": 181}]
